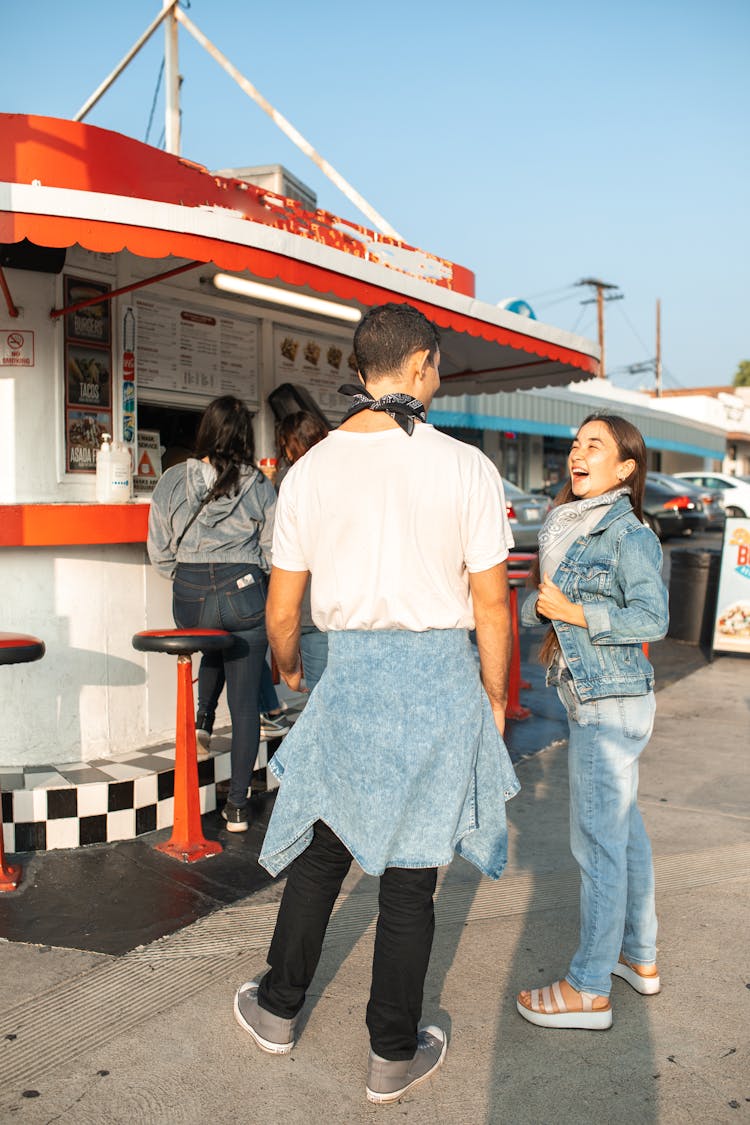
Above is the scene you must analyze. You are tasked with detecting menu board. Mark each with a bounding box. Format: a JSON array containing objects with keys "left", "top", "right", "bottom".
[
  {"left": 135, "top": 296, "right": 259, "bottom": 402},
  {"left": 711, "top": 518, "right": 750, "bottom": 654},
  {"left": 273, "top": 324, "right": 356, "bottom": 417},
  {"left": 63, "top": 275, "right": 112, "bottom": 474}
]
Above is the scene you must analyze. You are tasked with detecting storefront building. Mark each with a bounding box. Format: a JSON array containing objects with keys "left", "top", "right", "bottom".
[
  {"left": 1, "top": 114, "right": 602, "bottom": 847},
  {"left": 430, "top": 380, "right": 727, "bottom": 490}
]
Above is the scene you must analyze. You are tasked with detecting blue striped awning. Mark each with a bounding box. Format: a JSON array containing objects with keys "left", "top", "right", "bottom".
[{"left": 429, "top": 385, "right": 726, "bottom": 461}]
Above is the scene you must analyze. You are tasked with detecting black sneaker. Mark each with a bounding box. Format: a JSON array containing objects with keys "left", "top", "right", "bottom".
[
  {"left": 196, "top": 710, "right": 213, "bottom": 757},
  {"left": 221, "top": 801, "right": 249, "bottom": 832}
]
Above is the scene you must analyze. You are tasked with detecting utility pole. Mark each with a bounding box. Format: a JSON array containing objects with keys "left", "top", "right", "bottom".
[
  {"left": 576, "top": 278, "right": 623, "bottom": 379},
  {"left": 164, "top": 0, "right": 180, "bottom": 154},
  {"left": 655, "top": 298, "right": 662, "bottom": 398}
]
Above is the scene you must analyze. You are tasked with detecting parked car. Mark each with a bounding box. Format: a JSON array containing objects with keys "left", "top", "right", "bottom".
[
  {"left": 647, "top": 471, "right": 725, "bottom": 531},
  {"left": 643, "top": 478, "right": 706, "bottom": 539},
  {"left": 673, "top": 472, "right": 750, "bottom": 518},
  {"left": 533, "top": 476, "right": 703, "bottom": 540},
  {"left": 501, "top": 478, "right": 550, "bottom": 550}
]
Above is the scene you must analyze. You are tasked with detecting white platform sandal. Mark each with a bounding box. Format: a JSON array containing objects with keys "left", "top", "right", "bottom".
[
  {"left": 516, "top": 980, "right": 613, "bottom": 1030},
  {"left": 611, "top": 956, "right": 661, "bottom": 995}
]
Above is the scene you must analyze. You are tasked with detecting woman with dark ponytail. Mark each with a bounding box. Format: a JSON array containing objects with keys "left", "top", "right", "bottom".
[
  {"left": 516, "top": 414, "right": 668, "bottom": 1030},
  {"left": 148, "top": 395, "right": 277, "bottom": 833}
]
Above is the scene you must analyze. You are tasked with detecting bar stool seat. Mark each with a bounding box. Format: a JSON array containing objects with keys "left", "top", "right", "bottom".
[
  {"left": 0, "top": 632, "right": 46, "bottom": 665},
  {"left": 132, "top": 627, "right": 233, "bottom": 862},
  {"left": 132, "top": 628, "right": 233, "bottom": 657},
  {"left": 1, "top": 632, "right": 45, "bottom": 891}
]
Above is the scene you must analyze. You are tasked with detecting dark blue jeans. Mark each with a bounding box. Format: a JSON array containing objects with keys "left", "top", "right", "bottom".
[{"left": 173, "top": 563, "right": 267, "bottom": 808}]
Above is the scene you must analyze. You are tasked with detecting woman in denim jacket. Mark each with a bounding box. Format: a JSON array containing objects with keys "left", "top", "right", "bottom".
[
  {"left": 517, "top": 414, "right": 668, "bottom": 1030},
  {"left": 148, "top": 396, "right": 276, "bottom": 834}
]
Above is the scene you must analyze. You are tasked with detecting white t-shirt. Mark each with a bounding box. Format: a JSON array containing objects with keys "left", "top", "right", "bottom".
[{"left": 272, "top": 424, "right": 514, "bottom": 631}]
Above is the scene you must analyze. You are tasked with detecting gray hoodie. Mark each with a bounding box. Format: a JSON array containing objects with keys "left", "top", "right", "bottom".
[{"left": 147, "top": 458, "right": 276, "bottom": 580}]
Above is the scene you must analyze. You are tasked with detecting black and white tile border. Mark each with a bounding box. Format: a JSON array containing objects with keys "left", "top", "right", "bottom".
[{"left": 0, "top": 730, "right": 285, "bottom": 854}]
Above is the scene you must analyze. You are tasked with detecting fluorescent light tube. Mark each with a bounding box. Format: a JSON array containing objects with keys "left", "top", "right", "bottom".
[{"left": 211, "top": 273, "right": 361, "bottom": 322}]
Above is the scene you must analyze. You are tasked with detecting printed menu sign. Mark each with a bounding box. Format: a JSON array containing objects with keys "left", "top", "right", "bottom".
[
  {"left": 67, "top": 344, "right": 111, "bottom": 408},
  {"left": 135, "top": 296, "right": 259, "bottom": 401},
  {"left": 711, "top": 518, "right": 750, "bottom": 655},
  {"left": 66, "top": 410, "right": 110, "bottom": 473},
  {"left": 63, "top": 275, "right": 112, "bottom": 473},
  {"left": 64, "top": 276, "right": 111, "bottom": 346},
  {"left": 273, "top": 324, "right": 355, "bottom": 417}
]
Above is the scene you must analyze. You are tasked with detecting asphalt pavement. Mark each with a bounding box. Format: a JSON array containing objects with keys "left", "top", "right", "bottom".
[{"left": 0, "top": 624, "right": 747, "bottom": 1124}]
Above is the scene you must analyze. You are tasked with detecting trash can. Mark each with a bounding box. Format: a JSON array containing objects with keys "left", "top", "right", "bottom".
[{"left": 668, "top": 548, "right": 721, "bottom": 645}]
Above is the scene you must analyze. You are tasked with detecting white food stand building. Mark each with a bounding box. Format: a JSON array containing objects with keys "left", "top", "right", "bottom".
[{"left": 0, "top": 113, "right": 599, "bottom": 849}]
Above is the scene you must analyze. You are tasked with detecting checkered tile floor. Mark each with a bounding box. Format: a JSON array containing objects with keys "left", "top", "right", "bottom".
[{"left": 0, "top": 704, "right": 303, "bottom": 853}]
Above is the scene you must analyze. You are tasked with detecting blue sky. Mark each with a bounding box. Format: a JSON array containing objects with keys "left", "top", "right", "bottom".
[{"left": 3, "top": 0, "right": 748, "bottom": 389}]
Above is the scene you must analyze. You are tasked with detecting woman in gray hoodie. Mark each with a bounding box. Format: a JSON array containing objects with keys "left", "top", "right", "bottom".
[{"left": 147, "top": 396, "right": 276, "bottom": 833}]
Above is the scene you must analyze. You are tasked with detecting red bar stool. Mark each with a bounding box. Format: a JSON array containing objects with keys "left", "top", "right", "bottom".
[
  {"left": 132, "top": 628, "right": 233, "bottom": 863},
  {"left": 0, "top": 632, "right": 46, "bottom": 891},
  {"left": 506, "top": 560, "right": 535, "bottom": 722}
]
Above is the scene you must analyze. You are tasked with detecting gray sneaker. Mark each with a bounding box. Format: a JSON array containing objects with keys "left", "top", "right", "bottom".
[
  {"left": 366, "top": 1025, "right": 447, "bottom": 1104},
  {"left": 233, "top": 980, "right": 298, "bottom": 1054}
]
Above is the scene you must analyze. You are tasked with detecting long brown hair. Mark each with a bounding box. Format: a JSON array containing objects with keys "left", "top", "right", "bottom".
[
  {"left": 193, "top": 395, "right": 256, "bottom": 499},
  {"left": 532, "top": 413, "right": 648, "bottom": 666},
  {"left": 277, "top": 411, "right": 329, "bottom": 465}
]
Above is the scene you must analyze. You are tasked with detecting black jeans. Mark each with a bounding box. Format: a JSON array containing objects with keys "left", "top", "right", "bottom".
[
  {"left": 172, "top": 562, "right": 267, "bottom": 808},
  {"left": 258, "top": 821, "right": 438, "bottom": 1060}
]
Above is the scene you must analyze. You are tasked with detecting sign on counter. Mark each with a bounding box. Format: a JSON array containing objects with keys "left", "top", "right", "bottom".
[
  {"left": 711, "top": 518, "right": 750, "bottom": 655},
  {"left": 135, "top": 296, "right": 259, "bottom": 401}
]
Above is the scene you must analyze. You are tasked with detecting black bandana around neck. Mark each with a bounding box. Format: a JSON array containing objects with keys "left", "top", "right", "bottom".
[{"left": 338, "top": 383, "right": 427, "bottom": 436}]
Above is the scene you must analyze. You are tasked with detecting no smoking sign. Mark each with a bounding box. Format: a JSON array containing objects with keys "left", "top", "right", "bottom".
[{"left": 1, "top": 329, "right": 35, "bottom": 366}]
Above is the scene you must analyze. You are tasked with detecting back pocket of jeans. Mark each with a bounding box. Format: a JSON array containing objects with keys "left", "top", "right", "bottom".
[
  {"left": 172, "top": 584, "right": 205, "bottom": 630},
  {"left": 225, "top": 579, "right": 266, "bottom": 625}
]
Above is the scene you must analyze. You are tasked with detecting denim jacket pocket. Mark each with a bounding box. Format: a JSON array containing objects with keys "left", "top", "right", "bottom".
[{"left": 568, "top": 562, "right": 613, "bottom": 602}]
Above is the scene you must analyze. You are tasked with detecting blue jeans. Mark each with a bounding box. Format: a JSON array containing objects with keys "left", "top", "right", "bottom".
[
  {"left": 300, "top": 627, "right": 328, "bottom": 693},
  {"left": 557, "top": 679, "right": 658, "bottom": 996},
  {"left": 173, "top": 563, "right": 268, "bottom": 809}
]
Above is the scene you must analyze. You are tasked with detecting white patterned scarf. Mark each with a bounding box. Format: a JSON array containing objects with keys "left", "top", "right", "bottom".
[{"left": 538, "top": 487, "right": 630, "bottom": 580}]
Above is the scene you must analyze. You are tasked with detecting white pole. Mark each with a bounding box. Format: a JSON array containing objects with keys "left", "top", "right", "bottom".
[
  {"left": 74, "top": 0, "right": 179, "bottom": 122},
  {"left": 164, "top": 0, "right": 181, "bottom": 154},
  {"left": 174, "top": 6, "right": 403, "bottom": 240}
]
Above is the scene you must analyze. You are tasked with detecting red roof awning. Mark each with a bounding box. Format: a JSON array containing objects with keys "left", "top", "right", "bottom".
[{"left": 0, "top": 114, "right": 599, "bottom": 392}]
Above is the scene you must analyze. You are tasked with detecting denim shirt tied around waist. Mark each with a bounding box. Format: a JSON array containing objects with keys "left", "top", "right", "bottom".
[{"left": 521, "top": 497, "right": 669, "bottom": 701}]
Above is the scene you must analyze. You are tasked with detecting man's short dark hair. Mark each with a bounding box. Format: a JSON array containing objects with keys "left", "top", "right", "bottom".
[{"left": 353, "top": 303, "right": 440, "bottom": 383}]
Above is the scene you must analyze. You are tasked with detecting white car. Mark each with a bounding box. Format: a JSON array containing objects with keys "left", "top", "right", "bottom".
[{"left": 673, "top": 472, "right": 750, "bottom": 517}]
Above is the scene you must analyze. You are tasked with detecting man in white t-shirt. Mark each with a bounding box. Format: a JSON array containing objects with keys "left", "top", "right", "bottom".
[{"left": 233, "top": 302, "right": 518, "bottom": 1105}]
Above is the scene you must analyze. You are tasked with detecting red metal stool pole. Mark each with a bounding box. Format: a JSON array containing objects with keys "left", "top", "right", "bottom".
[
  {"left": 0, "top": 633, "right": 46, "bottom": 891},
  {"left": 132, "top": 628, "right": 233, "bottom": 863},
  {"left": 505, "top": 585, "right": 531, "bottom": 722},
  {"left": 508, "top": 553, "right": 537, "bottom": 691}
]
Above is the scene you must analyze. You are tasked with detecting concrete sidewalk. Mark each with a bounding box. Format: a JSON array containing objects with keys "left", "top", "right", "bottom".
[{"left": 0, "top": 653, "right": 748, "bottom": 1123}]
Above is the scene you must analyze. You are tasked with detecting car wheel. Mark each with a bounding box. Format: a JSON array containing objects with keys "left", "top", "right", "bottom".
[
  {"left": 644, "top": 513, "right": 661, "bottom": 538},
  {"left": 726, "top": 506, "right": 747, "bottom": 517}
]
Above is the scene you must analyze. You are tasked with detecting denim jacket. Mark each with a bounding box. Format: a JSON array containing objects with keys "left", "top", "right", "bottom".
[{"left": 521, "top": 497, "right": 669, "bottom": 700}]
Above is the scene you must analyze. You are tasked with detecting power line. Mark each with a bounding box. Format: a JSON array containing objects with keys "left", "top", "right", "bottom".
[
  {"left": 145, "top": 58, "right": 165, "bottom": 144},
  {"left": 526, "top": 283, "right": 579, "bottom": 301}
]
